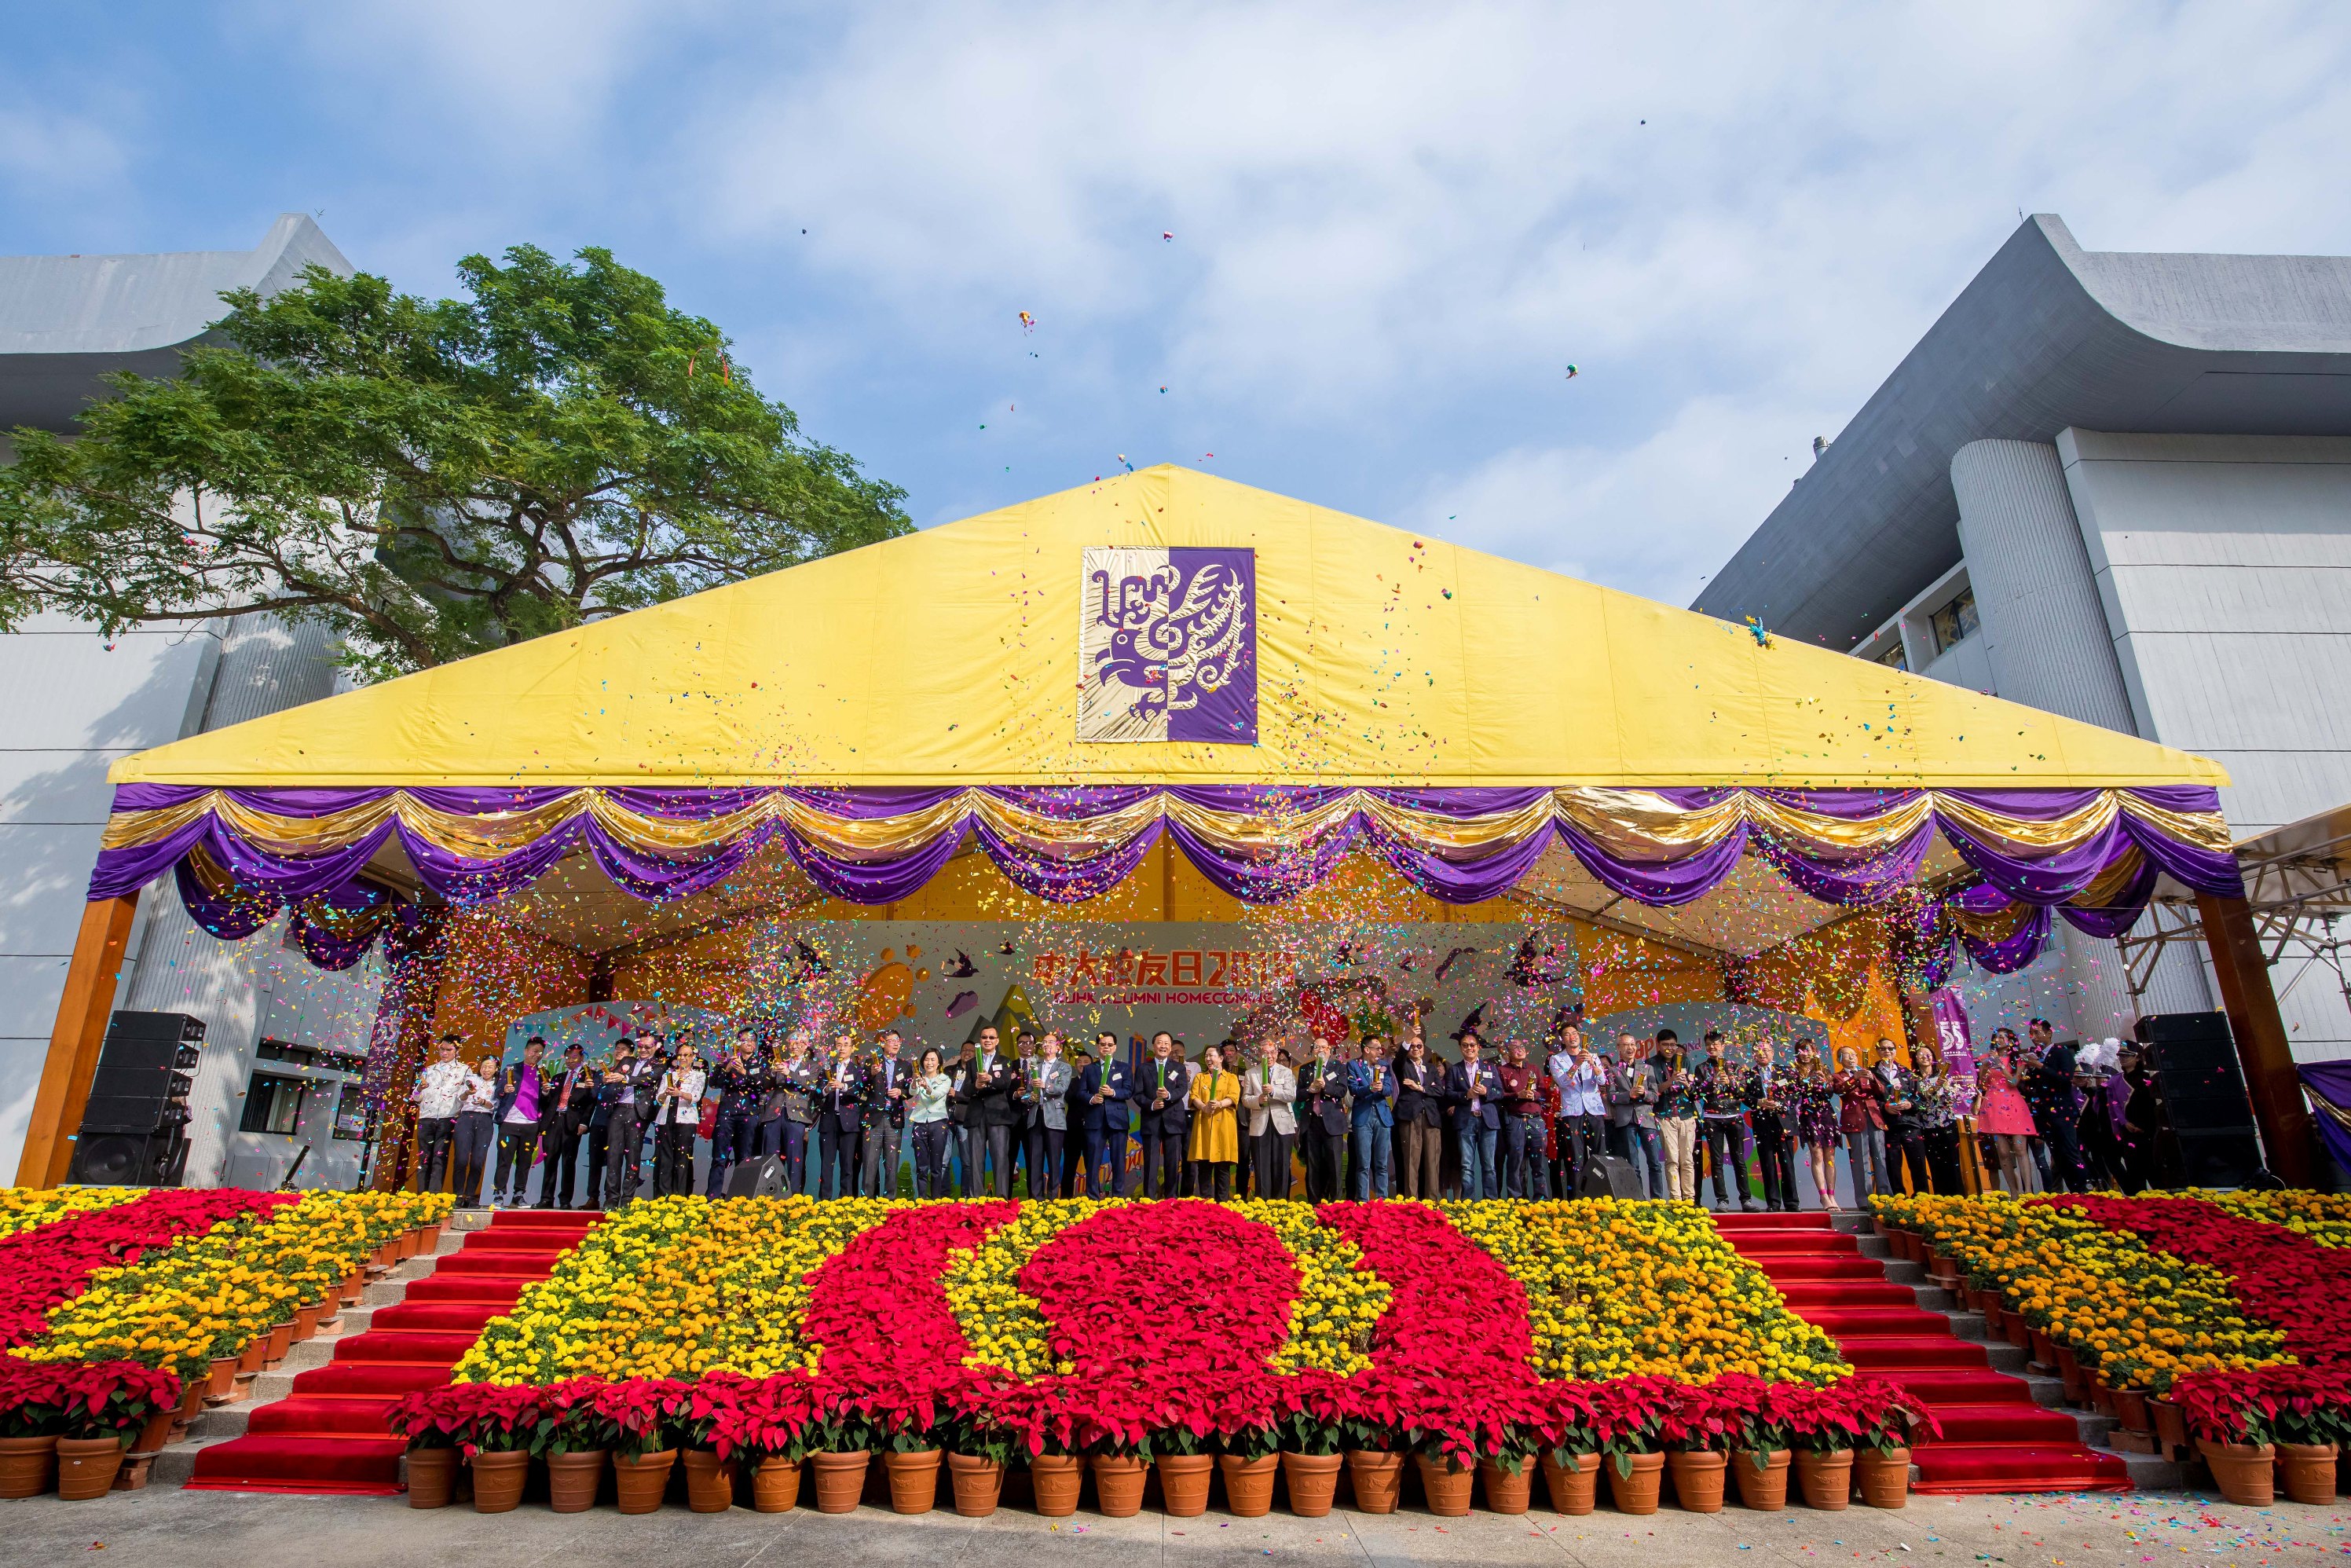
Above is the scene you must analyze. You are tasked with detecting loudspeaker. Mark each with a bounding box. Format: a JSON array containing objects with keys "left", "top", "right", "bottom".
[
  {"left": 1577, "top": 1153, "right": 1645, "bottom": 1201},
  {"left": 68, "top": 1127, "right": 189, "bottom": 1187},
  {"left": 726, "top": 1155, "right": 789, "bottom": 1199},
  {"left": 2139, "top": 1011, "right": 2265, "bottom": 1187},
  {"left": 80, "top": 1011, "right": 204, "bottom": 1134}
]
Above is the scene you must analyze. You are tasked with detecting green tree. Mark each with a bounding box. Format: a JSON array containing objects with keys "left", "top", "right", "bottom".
[{"left": 0, "top": 244, "right": 909, "bottom": 681}]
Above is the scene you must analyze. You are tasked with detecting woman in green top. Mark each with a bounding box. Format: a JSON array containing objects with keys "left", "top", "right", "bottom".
[{"left": 910, "top": 1047, "right": 957, "bottom": 1198}]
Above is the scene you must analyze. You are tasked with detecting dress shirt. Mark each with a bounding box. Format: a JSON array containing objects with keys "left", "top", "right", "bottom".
[
  {"left": 1549, "top": 1052, "right": 1606, "bottom": 1117},
  {"left": 412, "top": 1059, "right": 473, "bottom": 1119},
  {"left": 656, "top": 1064, "right": 708, "bottom": 1126}
]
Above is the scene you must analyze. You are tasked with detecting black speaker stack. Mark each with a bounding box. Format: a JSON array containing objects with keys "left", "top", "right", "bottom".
[
  {"left": 1576, "top": 1152, "right": 1646, "bottom": 1201},
  {"left": 2137, "top": 1010, "right": 2266, "bottom": 1189},
  {"left": 725, "top": 1154, "right": 789, "bottom": 1199},
  {"left": 67, "top": 1011, "right": 203, "bottom": 1187}
]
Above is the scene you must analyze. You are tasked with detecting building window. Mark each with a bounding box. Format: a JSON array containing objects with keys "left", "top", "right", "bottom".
[
  {"left": 1930, "top": 587, "right": 1979, "bottom": 654},
  {"left": 331, "top": 1082, "right": 368, "bottom": 1141},
  {"left": 239, "top": 1072, "right": 316, "bottom": 1136},
  {"left": 1871, "top": 640, "right": 1908, "bottom": 672}
]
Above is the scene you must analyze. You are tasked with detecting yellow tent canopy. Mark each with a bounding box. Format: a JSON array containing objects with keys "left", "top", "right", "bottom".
[{"left": 112, "top": 464, "right": 2224, "bottom": 790}]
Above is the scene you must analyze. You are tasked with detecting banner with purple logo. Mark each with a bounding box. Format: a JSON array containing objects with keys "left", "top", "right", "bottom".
[
  {"left": 1930, "top": 985, "right": 1979, "bottom": 1118},
  {"left": 1079, "top": 546, "right": 1257, "bottom": 743}
]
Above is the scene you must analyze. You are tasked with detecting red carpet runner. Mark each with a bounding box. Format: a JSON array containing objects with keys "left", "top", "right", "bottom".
[
  {"left": 1716, "top": 1211, "right": 2130, "bottom": 1495},
  {"left": 188, "top": 1208, "right": 599, "bottom": 1495}
]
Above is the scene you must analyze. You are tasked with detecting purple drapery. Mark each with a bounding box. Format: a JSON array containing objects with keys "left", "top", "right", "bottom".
[
  {"left": 94, "top": 782, "right": 2244, "bottom": 972},
  {"left": 2300, "top": 1061, "right": 2351, "bottom": 1180}
]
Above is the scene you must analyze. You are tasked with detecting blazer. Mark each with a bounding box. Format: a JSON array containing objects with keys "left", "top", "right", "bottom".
[
  {"left": 1082, "top": 1059, "right": 1133, "bottom": 1132},
  {"left": 1346, "top": 1060, "right": 1397, "bottom": 1130},
  {"left": 595, "top": 1057, "right": 663, "bottom": 1120},
  {"left": 1392, "top": 1055, "right": 1445, "bottom": 1127},
  {"left": 1021, "top": 1057, "right": 1075, "bottom": 1130},
  {"left": 536, "top": 1064, "right": 595, "bottom": 1135},
  {"left": 818, "top": 1053, "right": 871, "bottom": 1134},
  {"left": 1134, "top": 1055, "right": 1191, "bottom": 1138},
  {"left": 954, "top": 1052, "right": 1023, "bottom": 1128},
  {"left": 493, "top": 1061, "right": 549, "bottom": 1123},
  {"left": 1297, "top": 1058, "right": 1349, "bottom": 1136},
  {"left": 1446, "top": 1059, "right": 1503, "bottom": 1130},
  {"left": 1608, "top": 1059, "right": 1661, "bottom": 1130},
  {"left": 860, "top": 1054, "right": 910, "bottom": 1131},
  {"left": 1241, "top": 1061, "right": 1297, "bottom": 1137}
]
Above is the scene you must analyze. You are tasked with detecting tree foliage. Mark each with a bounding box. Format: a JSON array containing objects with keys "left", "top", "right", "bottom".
[{"left": 0, "top": 245, "right": 909, "bottom": 681}]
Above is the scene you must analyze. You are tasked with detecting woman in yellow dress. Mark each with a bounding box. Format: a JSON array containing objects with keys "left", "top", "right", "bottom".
[{"left": 1186, "top": 1042, "right": 1243, "bottom": 1201}]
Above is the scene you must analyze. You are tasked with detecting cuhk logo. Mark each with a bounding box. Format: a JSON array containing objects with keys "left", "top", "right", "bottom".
[{"left": 1078, "top": 546, "right": 1257, "bottom": 743}]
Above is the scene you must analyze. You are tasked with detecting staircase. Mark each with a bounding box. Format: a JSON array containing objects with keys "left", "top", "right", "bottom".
[
  {"left": 183, "top": 1208, "right": 599, "bottom": 1494},
  {"left": 1716, "top": 1210, "right": 2133, "bottom": 1494}
]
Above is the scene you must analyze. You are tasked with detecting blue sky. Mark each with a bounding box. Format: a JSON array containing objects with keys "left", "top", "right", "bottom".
[{"left": 6, "top": 2, "right": 2351, "bottom": 607}]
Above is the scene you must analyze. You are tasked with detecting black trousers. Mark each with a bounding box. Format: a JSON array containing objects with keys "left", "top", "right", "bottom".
[
  {"left": 1141, "top": 1129, "right": 1185, "bottom": 1197},
  {"left": 603, "top": 1108, "right": 647, "bottom": 1205},
  {"left": 707, "top": 1108, "right": 760, "bottom": 1197},
  {"left": 911, "top": 1121, "right": 954, "bottom": 1197},
  {"left": 1921, "top": 1123, "right": 1965, "bottom": 1194},
  {"left": 653, "top": 1120, "right": 696, "bottom": 1196},
  {"left": 1751, "top": 1116, "right": 1797, "bottom": 1210},
  {"left": 818, "top": 1119, "right": 862, "bottom": 1199},
  {"left": 536, "top": 1124, "right": 582, "bottom": 1207},
  {"left": 1702, "top": 1119, "right": 1748, "bottom": 1204},
  {"left": 1192, "top": 1160, "right": 1236, "bottom": 1201},
  {"left": 414, "top": 1117, "right": 456, "bottom": 1193},
  {"left": 1304, "top": 1129, "right": 1347, "bottom": 1202},
  {"left": 1254, "top": 1129, "right": 1295, "bottom": 1200},
  {"left": 1025, "top": 1126, "right": 1064, "bottom": 1198},
  {"left": 584, "top": 1123, "right": 610, "bottom": 1205},
  {"left": 1500, "top": 1112, "right": 1543, "bottom": 1199},
  {"left": 1886, "top": 1123, "right": 1930, "bottom": 1194},
  {"left": 859, "top": 1123, "right": 902, "bottom": 1196},
  {"left": 1092, "top": 1126, "right": 1132, "bottom": 1195}
]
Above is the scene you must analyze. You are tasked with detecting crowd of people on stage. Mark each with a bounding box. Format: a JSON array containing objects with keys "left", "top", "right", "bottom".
[{"left": 405, "top": 1012, "right": 2172, "bottom": 1211}]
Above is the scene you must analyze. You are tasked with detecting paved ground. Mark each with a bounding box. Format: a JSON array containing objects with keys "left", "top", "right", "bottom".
[{"left": 8, "top": 1489, "right": 2347, "bottom": 1567}]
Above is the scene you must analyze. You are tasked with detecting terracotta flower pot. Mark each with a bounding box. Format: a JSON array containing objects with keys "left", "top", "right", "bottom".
[
  {"left": 1159, "top": 1453, "right": 1214, "bottom": 1517},
  {"left": 882, "top": 1448, "right": 940, "bottom": 1515},
  {"left": 946, "top": 1453, "right": 1002, "bottom": 1516},
  {"left": 546, "top": 1449, "right": 606, "bottom": 1513},
  {"left": 2199, "top": 1440, "right": 2276, "bottom": 1507},
  {"left": 292, "top": 1302, "right": 322, "bottom": 1342},
  {"left": 339, "top": 1271, "right": 364, "bottom": 1306},
  {"left": 469, "top": 1449, "right": 529, "bottom": 1514},
  {"left": 2111, "top": 1389, "right": 2152, "bottom": 1434},
  {"left": 1731, "top": 1448, "right": 1791, "bottom": 1510},
  {"left": 2029, "top": 1329, "right": 2058, "bottom": 1372},
  {"left": 2151, "top": 1398, "right": 2189, "bottom": 1456},
  {"left": 2056, "top": 1345, "right": 2087, "bottom": 1404},
  {"left": 1347, "top": 1450, "right": 1404, "bottom": 1514},
  {"left": 1667, "top": 1449, "right": 1728, "bottom": 1513},
  {"left": 2089, "top": 1380, "right": 2117, "bottom": 1418},
  {"left": 2001, "top": 1310, "right": 2033, "bottom": 1350},
  {"left": 405, "top": 1446, "right": 459, "bottom": 1508},
  {"left": 55, "top": 1436, "right": 126, "bottom": 1501},
  {"left": 1541, "top": 1451, "right": 1600, "bottom": 1515},
  {"left": 809, "top": 1449, "right": 870, "bottom": 1514},
  {"left": 264, "top": 1320, "right": 294, "bottom": 1365},
  {"left": 2276, "top": 1442, "right": 2338, "bottom": 1507},
  {"left": 1855, "top": 1447, "right": 1910, "bottom": 1508},
  {"left": 1220, "top": 1453, "right": 1280, "bottom": 1517},
  {"left": 127, "top": 1405, "right": 174, "bottom": 1457},
  {"left": 1478, "top": 1457, "right": 1532, "bottom": 1515},
  {"left": 0, "top": 1434, "right": 58, "bottom": 1499},
  {"left": 1281, "top": 1451, "right": 1343, "bottom": 1517},
  {"left": 1031, "top": 1454, "right": 1085, "bottom": 1517},
  {"left": 683, "top": 1448, "right": 738, "bottom": 1512},
  {"left": 235, "top": 1337, "right": 265, "bottom": 1376},
  {"left": 1606, "top": 1450, "right": 1665, "bottom": 1515},
  {"left": 1415, "top": 1454, "right": 1474, "bottom": 1517},
  {"left": 614, "top": 1448, "right": 677, "bottom": 1515},
  {"left": 749, "top": 1456, "right": 801, "bottom": 1513},
  {"left": 1795, "top": 1449, "right": 1853, "bottom": 1510}
]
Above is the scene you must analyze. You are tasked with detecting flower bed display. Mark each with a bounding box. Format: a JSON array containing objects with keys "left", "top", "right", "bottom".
[
  {"left": 0, "top": 1188, "right": 295, "bottom": 1350},
  {"left": 0, "top": 1187, "right": 146, "bottom": 1241},
  {"left": 16, "top": 1190, "right": 451, "bottom": 1382},
  {"left": 1870, "top": 1192, "right": 2299, "bottom": 1394}
]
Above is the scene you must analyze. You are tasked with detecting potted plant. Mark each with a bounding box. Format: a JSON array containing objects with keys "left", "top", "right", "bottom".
[
  {"left": 2173, "top": 1370, "right": 2279, "bottom": 1507},
  {"left": 1272, "top": 1372, "right": 1348, "bottom": 1518},
  {"left": 1719, "top": 1375, "right": 1793, "bottom": 1511},
  {"left": 1591, "top": 1377, "right": 1670, "bottom": 1516},
  {"left": 1531, "top": 1380, "right": 1603, "bottom": 1516},
  {"left": 676, "top": 1378, "right": 746, "bottom": 1514},
  {"left": 1659, "top": 1380, "right": 1733, "bottom": 1513},
  {"left": 1470, "top": 1394, "right": 1544, "bottom": 1517},
  {"left": 2267, "top": 1366, "right": 2350, "bottom": 1507},
  {"left": 1148, "top": 1405, "right": 1217, "bottom": 1519},
  {"left": 939, "top": 1383, "right": 1016, "bottom": 1518},
  {"left": 870, "top": 1386, "right": 947, "bottom": 1516},
  {"left": 1846, "top": 1378, "right": 1937, "bottom": 1509},
  {"left": 985, "top": 1382, "right": 1091, "bottom": 1519},
  {"left": 1396, "top": 1393, "right": 1483, "bottom": 1519},
  {"left": 534, "top": 1379, "right": 613, "bottom": 1514},
  {"left": 1335, "top": 1382, "right": 1406, "bottom": 1516},
  {"left": 394, "top": 1383, "right": 544, "bottom": 1514},
  {"left": 386, "top": 1386, "right": 465, "bottom": 1508},
  {"left": 1776, "top": 1383, "right": 1855, "bottom": 1510},
  {"left": 593, "top": 1377, "right": 695, "bottom": 1515},
  {"left": 804, "top": 1384, "right": 882, "bottom": 1515},
  {"left": 1209, "top": 1376, "right": 1283, "bottom": 1519},
  {"left": 714, "top": 1372, "right": 822, "bottom": 1514}
]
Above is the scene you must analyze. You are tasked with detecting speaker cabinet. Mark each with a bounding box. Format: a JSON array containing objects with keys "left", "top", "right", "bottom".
[
  {"left": 725, "top": 1154, "right": 789, "bottom": 1199},
  {"left": 68, "top": 1127, "right": 189, "bottom": 1187},
  {"left": 2138, "top": 1011, "right": 2265, "bottom": 1186},
  {"left": 1577, "top": 1153, "right": 1646, "bottom": 1201}
]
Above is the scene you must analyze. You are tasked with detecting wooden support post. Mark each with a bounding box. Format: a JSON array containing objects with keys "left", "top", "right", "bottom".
[
  {"left": 2195, "top": 892, "right": 2315, "bottom": 1189},
  {"left": 16, "top": 894, "right": 140, "bottom": 1189}
]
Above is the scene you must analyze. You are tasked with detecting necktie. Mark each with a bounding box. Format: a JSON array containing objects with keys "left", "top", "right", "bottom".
[{"left": 557, "top": 1071, "right": 572, "bottom": 1112}]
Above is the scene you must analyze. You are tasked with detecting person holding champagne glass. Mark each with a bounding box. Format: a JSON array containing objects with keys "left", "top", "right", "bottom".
[
  {"left": 650, "top": 1039, "right": 706, "bottom": 1198},
  {"left": 1346, "top": 1035, "right": 1397, "bottom": 1199}
]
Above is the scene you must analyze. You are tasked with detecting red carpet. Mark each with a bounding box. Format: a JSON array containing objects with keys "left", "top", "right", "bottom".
[
  {"left": 1717, "top": 1211, "right": 2131, "bottom": 1495},
  {"left": 187, "top": 1209, "right": 599, "bottom": 1495}
]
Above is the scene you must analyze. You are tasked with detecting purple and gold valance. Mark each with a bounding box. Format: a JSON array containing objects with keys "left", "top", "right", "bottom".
[{"left": 96, "top": 782, "right": 2243, "bottom": 959}]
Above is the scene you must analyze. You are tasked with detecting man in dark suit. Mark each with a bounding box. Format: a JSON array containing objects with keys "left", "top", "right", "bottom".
[
  {"left": 858, "top": 1030, "right": 910, "bottom": 1196},
  {"left": 817, "top": 1031, "right": 870, "bottom": 1200},
  {"left": 535, "top": 1042, "right": 594, "bottom": 1208},
  {"left": 1133, "top": 1031, "right": 1190, "bottom": 1198},
  {"left": 953, "top": 1025, "right": 1020, "bottom": 1196},
  {"left": 1081, "top": 1031, "right": 1133, "bottom": 1195},
  {"left": 1448, "top": 1030, "right": 1503, "bottom": 1199},
  {"left": 1391, "top": 1035, "right": 1445, "bottom": 1199},
  {"left": 1298, "top": 1036, "right": 1350, "bottom": 1203}
]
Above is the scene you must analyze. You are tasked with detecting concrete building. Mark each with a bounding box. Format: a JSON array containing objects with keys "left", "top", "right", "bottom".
[
  {"left": 0, "top": 216, "right": 383, "bottom": 1189},
  {"left": 1698, "top": 214, "right": 2351, "bottom": 1064}
]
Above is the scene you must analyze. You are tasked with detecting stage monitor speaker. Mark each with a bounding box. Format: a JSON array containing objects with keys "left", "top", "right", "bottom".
[
  {"left": 68, "top": 1127, "right": 189, "bottom": 1187},
  {"left": 726, "top": 1155, "right": 789, "bottom": 1199},
  {"left": 1577, "top": 1153, "right": 1644, "bottom": 1201},
  {"left": 2170, "top": 1129, "right": 2265, "bottom": 1190},
  {"left": 2139, "top": 1011, "right": 2265, "bottom": 1185}
]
